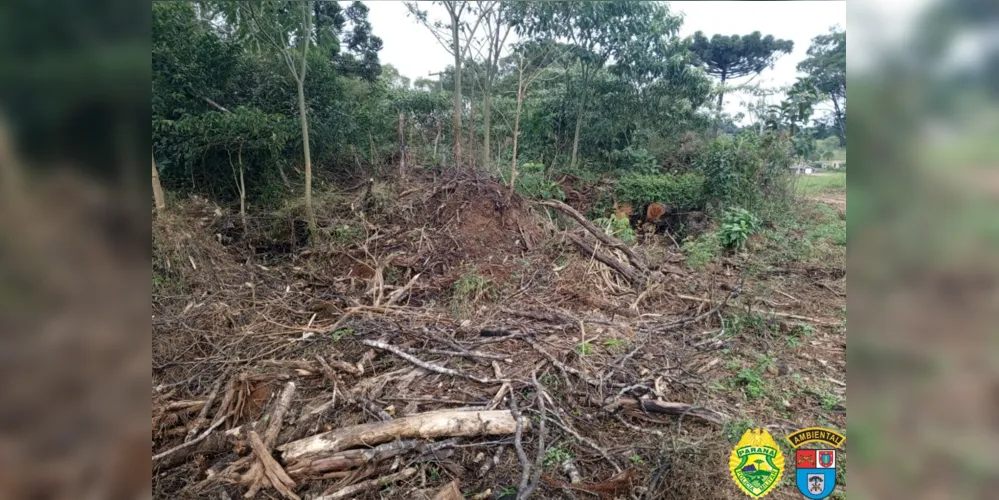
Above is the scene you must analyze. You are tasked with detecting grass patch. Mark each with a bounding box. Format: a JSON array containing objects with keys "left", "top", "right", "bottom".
[
  {"left": 723, "top": 416, "right": 758, "bottom": 444},
  {"left": 449, "top": 268, "right": 495, "bottom": 319},
  {"left": 794, "top": 172, "right": 846, "bottom": 196}
]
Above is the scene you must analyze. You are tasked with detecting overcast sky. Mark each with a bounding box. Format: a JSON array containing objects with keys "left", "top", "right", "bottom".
[{"left": 364, "top": 1, "right": 846, "bottom": 119}]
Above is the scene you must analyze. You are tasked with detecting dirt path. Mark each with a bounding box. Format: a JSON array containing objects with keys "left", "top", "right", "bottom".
[{"left": 808, "top": 190, "right": 846, "bottom": 213}]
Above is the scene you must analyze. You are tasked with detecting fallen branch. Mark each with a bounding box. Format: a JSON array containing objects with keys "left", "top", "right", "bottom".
[
  {"left": 385, "top": 272, "right": 421, "bottom": 306},
  {"left": 245, "top": 381, "right": 297, "bottom": 498},
  {"left": 313, "top": 467, "right": 418, "bottom": 500},
  {"left": 522, "top": 336, "right": 604, "bottom": 389},
  {"left": 676, "top": 294, "right": 838, "bottom": 326},
  {"left": 566, "top": 232, "right": 644, "bottom": 285},
  {"left": 361, "top": 339, "right": 504, "bottom": 384},
  {"left": 517, "top": 372, "right": 547, "bottom": 500},
  {"left": 280, "top": 410, "right": 523, "bottom": 464},
  {"left": 185, "top": 379, "right": 222, "bottom": 442},
  {"left": 152, "top": 413, "right": 229, "bottom": 463},
  {"left": 540, "top": 199, "right": 648, "bottom": 272},
  {"left": 288, "top": 439, "right": 456, "bottom": 477},
  {"left": 509, "top": 393, "right": 531, "bottom": 500},
  {"left": 247, "top": 430, "right": 300, "bottom": 500}
]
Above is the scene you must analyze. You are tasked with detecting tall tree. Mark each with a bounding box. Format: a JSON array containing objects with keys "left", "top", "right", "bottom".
[
  {"left": 508, "top": 42, "right": 568, "bottom": 193},
  {"left": 469, "top": 1, "right": 513, "bottom": 171},
  {"left": 797, "top": 27, "right": 846, "bottom": 146},
  {"left": 516, "top": 1, "right": 667, "bottom": 170},
  {"left": 227, "top": 0, "right": 318, "bottom": 232},
  {"left": 690, "top": 31, "right": 794, "bottom": 134},
  {"left": 406, "top": 1, "right": 495, "bottom": 170}
]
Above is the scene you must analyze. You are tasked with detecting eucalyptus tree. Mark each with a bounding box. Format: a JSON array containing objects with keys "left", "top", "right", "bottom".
[
  {"left": 406, "top": 1, "right": 496, "bottom": 170},
  {"left": 211, "top": 0, "right": 319, "bottom": 231},
  {"left": 689, "top": 31, "right": 793, "bottom": 133},
  {"left": 468, "top": 1, "right": 514, "bottom": 171}
]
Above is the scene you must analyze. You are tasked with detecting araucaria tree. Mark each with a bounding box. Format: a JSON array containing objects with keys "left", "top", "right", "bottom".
[{"left": 690, "top": 31, "right": 793, "bottom": 133}]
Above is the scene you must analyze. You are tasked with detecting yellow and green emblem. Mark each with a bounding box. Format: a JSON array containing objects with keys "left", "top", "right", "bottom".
[{"left": 729, "top": 428, "right": 785, "bottom": 498}]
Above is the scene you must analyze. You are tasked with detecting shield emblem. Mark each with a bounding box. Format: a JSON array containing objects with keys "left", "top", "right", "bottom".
[{"left": 796, "top": 449, "right": 836, "bottom": 499}]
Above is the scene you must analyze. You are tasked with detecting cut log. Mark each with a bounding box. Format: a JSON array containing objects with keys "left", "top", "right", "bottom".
[{"left": 279, "top": 410, "right": 522, "bottom": 464}]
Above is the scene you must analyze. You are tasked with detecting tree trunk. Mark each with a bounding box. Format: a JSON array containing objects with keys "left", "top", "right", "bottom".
[
  {"left": 713, "top": 71, "right": 727, "bottom": 137},
  {"left": 467, "top": 86, "right": 475, "bottom": 171},
  {"left": 238, "top": 145, "right": 246, "bottom": 228},
  {"left": 482, "top": 88, "right": 491, "bottom": 172},
  {"left": 510, "top": 73, "right": 525, "bottom": 192},
  {"left": 451, "top": 13, "right": 462, "bottom": 170},
  {"left": 152, "top": 153, "right": 166, "bottom": 213},
  {"left": 398, "top": 113, "right": 406, "bottom": 179},
  {"left": 279, "top": 410, "right": 522, "bottom": 465},
  {"left": 569, "top": 66, "right": 588, "bottom": 170},
  {"left": 433, "top": 121, "right": 441, "bottom": 159},
  {"left": 569, "top": 104, "right": 582, "bottom": 170},
  {"left": 298, "top": 77, "right": 315, "bottom": 233},
  {"left": 298, "top": 1, "right": 315, "bottom": 235},
  {"left": 831, "top": 97, "right": 846, "bottom": 147}
]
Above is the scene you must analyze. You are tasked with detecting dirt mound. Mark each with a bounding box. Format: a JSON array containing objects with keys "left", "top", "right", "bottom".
[{"left": 427, "top": 181, "right": 545, "bottom": 281}]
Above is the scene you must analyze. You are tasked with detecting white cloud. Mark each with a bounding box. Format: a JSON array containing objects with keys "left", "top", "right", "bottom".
[{"left": 364, "top": 1, "right": 846, "bottom": 120}]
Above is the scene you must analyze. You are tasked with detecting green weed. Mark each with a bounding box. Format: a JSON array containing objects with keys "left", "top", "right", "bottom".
[
  {"left": 330, "top": 328, "right": 354, "bottom": 342},
  {"left": 629, "top": 454, "right": 645, "bottom": 465},
  {"left": 544, "top": 445, "right": 574, "bottom": 468},
  {"left": 682, "top": 231, "right": 721, "bottom": 270},
  {"left": 820, "top": 392, "right": 840, "bottom": 410},
  {"left": 603, "top": 338, "right": 630, "bottom": 353},
  {"left": 794, "top": 172, "right": 846, "bottom": 196},
  {"left": 719, "top": 207, "right": 762, "bottom": 251},
  {"left": 593, "top": 215, "right": 636, "bottom": 244},
  {"left": 332, "top": 224, "right": 363, "bottom": 245},
  {"left": 723, "top": 417, "right": 757, "bottom": 444},
  {"left": 575, "top": 342, "right": 593, "bottom": 356},
  {"left": 733, "top": 368, "right": 767, "bottom": 400}
]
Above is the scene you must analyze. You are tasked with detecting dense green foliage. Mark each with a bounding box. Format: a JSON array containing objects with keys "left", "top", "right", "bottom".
[
  {"left": 615, "top": 173, "right": 706, "bottom": 212},
  {"left": 152, "top": 0, "right": 843, "bottom": 241}
]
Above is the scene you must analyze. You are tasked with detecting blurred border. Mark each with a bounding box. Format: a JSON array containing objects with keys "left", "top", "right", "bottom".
[
  {"left": 0, "top": 0, "right": 151, "bottom": 498},
  {"left": 849, "top": 0, "right": 999, "bottom": 498}
]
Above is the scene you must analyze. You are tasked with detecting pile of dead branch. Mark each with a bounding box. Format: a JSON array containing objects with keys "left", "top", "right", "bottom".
[{"left": 153, "top": 177, "right": 843, "bottom": 499}]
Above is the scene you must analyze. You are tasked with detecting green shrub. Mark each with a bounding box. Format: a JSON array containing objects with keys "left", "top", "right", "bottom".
[
  {"left": 449, "top": 268, "right": 495, "bottom": 319},
  {"left": 606, "top": 146, "right": 659, "bottom": 174},
  {"left": 719, "top": 207, "right": 761, "bottom": 251},
  {"left": 509, "top": 162, "right": 565, "bottom": 201},
  {"left": 695, "top": 132, "right": 794, "bottom": 213},
  {"left": 615, "top": 173, "right": 706, "bottom": 211}
]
